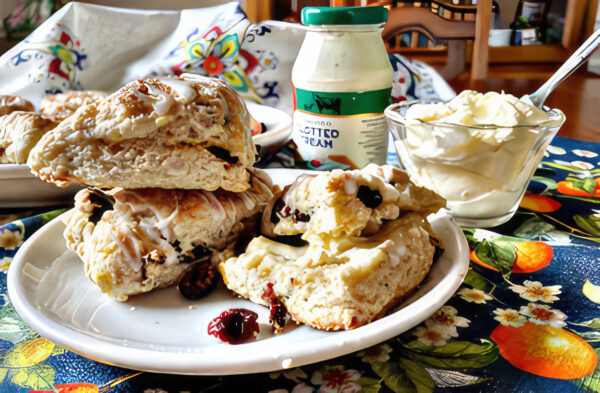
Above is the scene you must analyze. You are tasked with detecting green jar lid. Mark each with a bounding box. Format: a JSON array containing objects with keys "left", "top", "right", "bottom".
[{"left": 301, "top": 6, "right": 388, "bottom": 25}]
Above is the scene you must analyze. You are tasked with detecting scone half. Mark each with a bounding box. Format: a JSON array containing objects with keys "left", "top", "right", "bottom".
[
  {"left": 65, "top": 168, "right": 273, "bottom": 301},
  {"left": 262, "top": 164, "right": 445, "bottom": 240},
  {"left": 29, "top": 74, "right": 257, "bottom": 191},
  {"left": 220, "top": 213, "right": 436, "bottom": 331}
]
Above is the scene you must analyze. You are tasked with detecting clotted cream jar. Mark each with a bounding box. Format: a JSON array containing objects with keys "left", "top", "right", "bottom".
[{"left": 291, "top": 6, "right": 393, "bottom": 170}]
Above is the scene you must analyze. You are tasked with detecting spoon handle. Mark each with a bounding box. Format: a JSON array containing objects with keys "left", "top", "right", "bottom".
[{"left": 528, "top": 29, "right": 600, "bottom": 108}]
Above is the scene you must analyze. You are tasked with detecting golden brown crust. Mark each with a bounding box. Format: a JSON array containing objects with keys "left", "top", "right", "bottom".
[
  {"left": 0, "top": 95, "right": 34, "bottom": 116},
  {"left": 0, "top": 112, "right": 57, "bottom": 164},
  {"left": 28, "top": 74, "right": 256, "bottom": 191},
  {"left": 40, "top": 90, "right": 107, "bottom": 121}
]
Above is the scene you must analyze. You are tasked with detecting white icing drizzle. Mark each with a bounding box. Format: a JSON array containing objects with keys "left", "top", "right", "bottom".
[
  {"left": 343, "top": 178, "right": 357, "bottom": 195},
  {"left": 88, "top": 174, "right": 272, "bottom": 276},
  {"left": 133, "top": 81, "right": 175, "bottom": 116},
  {"left": 159, "top": 77, "right": 197, "bottom": 104},
  {"left": 110, "top": 223, "right": 142, "bottom": 272},
  {"left": 282, "top": 174, "right": 316, "bottom": 207}
]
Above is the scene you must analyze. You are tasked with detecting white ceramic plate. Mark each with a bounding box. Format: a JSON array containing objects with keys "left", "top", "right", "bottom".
[
  {"left": 0, "top": 164, "right": 82, "bottom": 208},
  {"left": 247, "top": 101, "right": 292, "bottom": 150},
  {"left": 8, "top": 168, "right": 469, "bottom": 375}
]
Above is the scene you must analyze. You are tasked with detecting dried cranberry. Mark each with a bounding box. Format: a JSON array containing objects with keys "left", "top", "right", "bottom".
[
  {"left": 261, "top": 282, "right": 276, "bottom": 302},
  {"left": 294, "top": 209, "right": 310, "bottom": 222},
  {"left": 177, "top": 244, "right": 212, "bottom": 263},
  {"left": 280, "top": 204, "right": 292, "bottom": 218},
  {"left": 269, "top": 299, "right": 288, "bottom": 333},
  {"left": 270, "top": 198, "right": 284, "bottom": 224},
  {"left": 356, "top": 185, "right": 383, "bottom": 209},
  {"left": 261, "top": 283, "right": 288, "bottom": 333},
  {"left": 178, "top": 262, "right": 217, "bottom": 300},
  {"left": 207, "top": 309, "right": 260, "bottom": 344},
  {"left": 206, "top": 146, "right": 239, "bottom": 164}
]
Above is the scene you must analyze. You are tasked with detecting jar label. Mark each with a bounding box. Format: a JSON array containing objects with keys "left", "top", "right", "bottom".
[{"left": 292, "top": 87, "right": 392, "bottom": 170}]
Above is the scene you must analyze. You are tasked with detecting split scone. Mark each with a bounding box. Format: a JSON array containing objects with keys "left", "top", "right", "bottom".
[
  {"left": 40, "top": 90, "right": 107, "bottom": 121},
  {"left": 262, "top": 163, "right": 445, "bottom": 240},
  {"left": 220, "top": 165, "right": 446, "bottom": 330},
  {"left": 64, "top": 168, "right": 273, "bottom": 301},
  {"left": 0, "top": 112, "right": 57, "bottom": 164},
  {"left": 28, "top": 74, "right": 257, "bottom": 192},
  {"left": 0, "top": 95, "right": 34, "bottom": 116}
]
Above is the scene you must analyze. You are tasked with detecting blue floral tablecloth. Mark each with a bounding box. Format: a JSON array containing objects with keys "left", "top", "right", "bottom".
[{"left": 0, "top": 135, "right": 599, "bottom": 393}]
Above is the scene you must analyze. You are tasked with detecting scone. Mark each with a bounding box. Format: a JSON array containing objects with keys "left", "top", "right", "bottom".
[
  {"left": 28, "top": 74, "right": 257, "bottom": 191},
  {"left": 0, "top": 95, "right": 34, "bottom": 116},
  {"left": 262, "top": 164, "right": 445, "bottom": 240},
  {"left": 64, "top": 168, "right": 273, "bottom": 301},
  {"left": 0, "top": 112, "right": 57, "bottom": 164},
  {"left": 220, "top": 165, "right": 446, "bottom": 330},
  {"left": 220, "top": 213, "right": 436, "bottom": 330},
  {"left": 40, "top": 90, "right": 107, "bottom": 121}
]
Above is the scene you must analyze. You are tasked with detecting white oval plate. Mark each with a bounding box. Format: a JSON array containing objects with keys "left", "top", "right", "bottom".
[
  {"left": 0, "top": 164, "right": 82, "bottom": 208},
  {"left": 8, "top": 168, "right": 469, "bottom": 375},
  {"left": 247, "top": 101, "right": 292, "bottom": 149}
]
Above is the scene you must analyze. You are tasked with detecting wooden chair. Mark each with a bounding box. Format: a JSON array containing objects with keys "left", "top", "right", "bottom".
[{"left": 330, "top": 1, "right": 491, "bottom": 80}]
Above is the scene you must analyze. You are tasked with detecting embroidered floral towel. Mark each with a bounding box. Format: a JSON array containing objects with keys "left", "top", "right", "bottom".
[{"left": 0, "top": 1, "right": 453, "bottom": 115}]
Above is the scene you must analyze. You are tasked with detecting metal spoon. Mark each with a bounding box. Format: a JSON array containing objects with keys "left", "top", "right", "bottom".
[{"left": 522, "top": 29, "right": 600, "bottom": 108}]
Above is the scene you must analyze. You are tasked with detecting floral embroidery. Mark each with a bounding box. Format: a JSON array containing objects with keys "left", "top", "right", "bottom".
[
  {"left": 166, "top": 25, "right": 260, "bottom": 102},
  {"left": 11, "top": 24, "right": 87, "bottom": 92},
  {"left": 457, "top": 288, "right": 492, "bottom": 304},
  {"left": 508, "top": 280, "right": 561, "bottom": 303},
  {"left": 519, "top": 303, "right": 567, "bottom": 328},
  {"left": 310, "top": 365, "right": 361, "bottom": 393},
  {"left": 493, "top": 308, "right": 527, "bottom": 327}
]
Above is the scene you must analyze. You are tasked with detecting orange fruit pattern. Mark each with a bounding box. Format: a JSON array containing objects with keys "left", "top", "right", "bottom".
[
  {"left": 519, "top": 194, "right": 562, "bottom": 213},
  {"left": 556, "top": 179, "right": 600, "bottom": 197},
  {"left": 491, "top": 322, "right": 598, "bottom": 380},
  {"left": 470, "top": 241, "right": 553, "bottom": 273}
]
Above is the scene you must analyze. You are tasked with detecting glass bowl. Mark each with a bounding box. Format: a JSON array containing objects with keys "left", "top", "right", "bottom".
[{"left": 385, "top": 100, "right": 565, "bottom": 228}]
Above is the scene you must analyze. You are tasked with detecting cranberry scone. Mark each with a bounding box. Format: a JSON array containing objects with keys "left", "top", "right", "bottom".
[
  {"left": 219, "top": 165, "right": 446, "bottom": 330},
  {"left": 262, "top": 164, "right": 445, "bottom": 240},
  {"left": 64, "top": 168, "right": 273, "bottom": 301},
  {"left": 0, "top": 112, "right": 56, "bottom": 164},
  {"left": 28, "top": 74, "right": 256, "bottom": 191},
  {"left": 40, "top": 90, "right": 107, "bottom": 121}
]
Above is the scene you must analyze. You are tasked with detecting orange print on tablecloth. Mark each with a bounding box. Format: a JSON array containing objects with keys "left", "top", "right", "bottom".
[
  {"left": 490, "top": 322, "right": 598, "bottom": 380},
  {"left": 29, "top": 384, "right": 98, "bottom": 393},
  {"left": 556, "top": 178, "right": 600, "bottom": 197},
  {"left": 470, "top": 241, "right": 553, "bottom": 274},
  {"left": 519, "top": 194, "right": 562, "bottom": 212}
]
